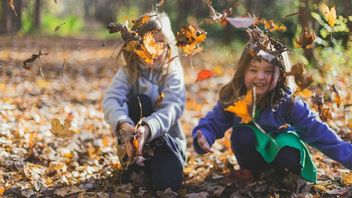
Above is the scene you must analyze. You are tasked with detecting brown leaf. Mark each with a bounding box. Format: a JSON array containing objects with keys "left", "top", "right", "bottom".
[
  {"left": 23, "top": 50, "right": 49, "bottom": 70},
  {"left": 176, "top": 25, "right": 206, "bottom": 56},
  {"left": 294, "top": 28, "right": 316, "bottom": 49}
]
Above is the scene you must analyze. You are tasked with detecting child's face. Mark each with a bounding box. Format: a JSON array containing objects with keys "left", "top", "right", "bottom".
[{"left": 244, "top": 59, "right": 278, "bottom": 96}]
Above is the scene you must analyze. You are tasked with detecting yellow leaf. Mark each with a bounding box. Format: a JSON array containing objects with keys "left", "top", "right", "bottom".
[
  {"left": 342, "top": 172, "right": 352, "bottom": 185},
  {"left": 212, "top": 65, "right": 224, "bottom": 76},
  {"left": 224, "top": 89, "right": 253, "bottom": 123},
  {"left": 36, "top": 79, "right": 49, "bottom": 89},
  {"left": 0, "top": 186, "right": 4, "bottom": 196},
  {"left": 319, "top": 3, "right": 336, "bottom": 27},
  {"left": 50, "top": 114, "right": 76, "bottom": 138}
]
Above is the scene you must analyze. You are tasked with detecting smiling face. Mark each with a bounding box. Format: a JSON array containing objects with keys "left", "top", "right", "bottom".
[{"left": 244, "top": 59, "right": 279, "bottom": 96}]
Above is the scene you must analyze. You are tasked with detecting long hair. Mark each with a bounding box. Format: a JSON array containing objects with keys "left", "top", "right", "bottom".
[
  {"left": 120, "top": 12, "right": 180, "bottom": 84},
  {"left": 219, "top": 43, "right": 293, "bottom": 110}
]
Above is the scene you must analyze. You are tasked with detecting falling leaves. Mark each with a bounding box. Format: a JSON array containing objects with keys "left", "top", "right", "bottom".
[
  {"left": 319, "top": 3, "right": 336, "bottom": 27},
  {"left": 195, "top": 69, "right": 215, "bottom": 82},
  {"left": 224, "top": 88, "right": 253, "bottom": 123},
  {"left": 287, "top": 62, "right": 313, "bottom": 89},
  {"left": 206, "top": 0, "right": 232, "bottom": 25},
  {"left": 226, "top": 16, "right": 256, "bottom": 28},
  {"left": 258, "top": 19, "right": 287, "bottom": 32},
  {"left": 134, "top": 32, "right": 165, "bottom": 64},
  {"left": 8, "top": 0, "right": 17, "bottom": 16},
  {"left": 50, "top": 113, "right": 77, "bottom": 138},
  {"left": 23, "top": 50, "right": 49, "bottom": 70},
  {"left": 294, "top": 28, "right": 316, "bottom": 49},
  {"left": 176, "top": 25, "right": 207, "bottom": 56},
  {"left": 54, "top": 22, "right": 66, "bottom": 32}
]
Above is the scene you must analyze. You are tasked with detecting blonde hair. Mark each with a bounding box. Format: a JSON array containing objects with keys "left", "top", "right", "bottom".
[
  {"left": 219, "top": 44, "right": 293, "bottom": 109},
  {"left": 121, "top": 12, "right": 180, "bottom": 84}
]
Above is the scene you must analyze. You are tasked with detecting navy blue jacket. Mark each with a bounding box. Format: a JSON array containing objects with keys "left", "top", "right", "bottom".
[{"left": 193, "top": 96, "right": 352, "bottom": 169}]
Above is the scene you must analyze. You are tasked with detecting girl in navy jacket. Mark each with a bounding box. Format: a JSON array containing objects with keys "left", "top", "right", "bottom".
[{"left": 193, "top": 27, "right": 352, "bottom": 182}]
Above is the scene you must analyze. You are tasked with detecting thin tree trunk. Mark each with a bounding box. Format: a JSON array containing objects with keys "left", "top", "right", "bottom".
[
  {"left": 298, "top": 0, "right": 315, "bottom": 67},
  {"left": 33, "top": 0, "right": 41, "bottom": 29},
  {"left": 0, "top": 0, "right": 9, "bottom": 34}
]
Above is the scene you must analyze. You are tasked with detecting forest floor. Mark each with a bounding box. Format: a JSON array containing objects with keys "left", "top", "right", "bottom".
[{"left": 1, "top": 36, "right": 352, "bottom": 197}]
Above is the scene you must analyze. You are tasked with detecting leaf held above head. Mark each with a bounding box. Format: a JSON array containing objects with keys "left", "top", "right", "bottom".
[{"left": 224, "top": 89, "right": 253, "bottom": 124}]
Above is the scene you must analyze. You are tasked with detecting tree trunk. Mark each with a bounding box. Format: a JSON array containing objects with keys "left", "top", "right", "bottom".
[
  {"left": 33, "top": 0, "right": 41, "bottom": 29},
  {"left": 344, "top": 0, "right": 352, "bottom": 33},
  {"left": 0, "top": 0, "right": 9, "bottom": 34}
]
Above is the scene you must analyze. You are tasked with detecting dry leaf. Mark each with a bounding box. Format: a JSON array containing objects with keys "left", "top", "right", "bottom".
[
  {"left": 8, "top": 0, "right": 17, "bottom": 16},
  {"left": 294, "top": 28, "right": 316, "bottom": 49},
  {"left": 224, "top": 89, "right": 253, "bottom": 123},
  {"left": 50, "top": 113, "right": 76, "bottom": 137},
  {"left": 258, "top": 19, "right": 287, "bottom": 32},
  {"left": 226, "top": 16, "right": 256, "bottom": 28},
  {"left": 176, "top": 25, "right": 206, "bottom": 56},
  {"left": 319, "top": 3, "right": 336, "bottom": 27},
  {"left": 195, "top": 69, "right": 215, "bottom": 82}
]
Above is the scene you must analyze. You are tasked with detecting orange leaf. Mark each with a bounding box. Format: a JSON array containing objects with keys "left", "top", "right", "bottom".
[
  {"left": 195, "top": 69, "right": 215, "bottom": 82},
  {"left": 224, "top": 89, "right": 253, "bottom": 123},
  {"left": 294, "top": 28, "right": 316, "bottom": 49},
  {"left": 176, "top": 24, "right": 206, "bottom": 56}
]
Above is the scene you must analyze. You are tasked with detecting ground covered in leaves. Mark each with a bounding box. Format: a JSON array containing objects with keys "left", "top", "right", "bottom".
[{"left": 1, "top": 36, "right": 352, "bottom": 197}]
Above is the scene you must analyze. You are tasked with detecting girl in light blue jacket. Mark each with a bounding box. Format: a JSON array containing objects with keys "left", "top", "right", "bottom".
[{"left": 103, "top": 12, "right": 186, "bottom": 191}]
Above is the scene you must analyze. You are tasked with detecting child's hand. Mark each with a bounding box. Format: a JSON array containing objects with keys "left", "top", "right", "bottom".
[
  {"left": 118, "top": 122, "right": 135, "bottom": 134},
  {"left": 136, "top": 125, "right": 150, "bottom": 154},
  {"left": 197, "top": 130, "right": 214, "bottom": 153}
]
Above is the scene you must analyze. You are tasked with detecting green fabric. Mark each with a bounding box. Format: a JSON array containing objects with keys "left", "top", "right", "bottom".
[
  {"left": 233, "top": 109, "right": 317, "bottom": 182},
  {"left": 235, "top": 125, "right": 317, "bottom": 182}
]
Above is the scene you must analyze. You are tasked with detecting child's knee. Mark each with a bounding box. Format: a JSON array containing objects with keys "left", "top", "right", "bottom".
[
  {"left": 231, "top": 126, "right": 256, "bottom": 150},
  {"left": 273, "top": 146, "right": 301, "bottom": 174}
]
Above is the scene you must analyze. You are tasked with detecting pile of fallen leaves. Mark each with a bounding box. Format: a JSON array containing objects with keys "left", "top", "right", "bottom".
[{"left": 1, "top": 35, "right": 352, "bottom": 198}]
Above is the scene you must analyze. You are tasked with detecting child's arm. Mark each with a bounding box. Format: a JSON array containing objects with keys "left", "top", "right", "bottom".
[
  {"left": 141, "top": 62, "right": 185, "bottom": 141},
  {"left": 192, "top": 102, "right": 234, "bottom": 154},
  {"left": 103, "top": 68, "right": 134, "bottom": 133},
  {"left": 288, "top": 98, "right": 352, "bottom": 169}
]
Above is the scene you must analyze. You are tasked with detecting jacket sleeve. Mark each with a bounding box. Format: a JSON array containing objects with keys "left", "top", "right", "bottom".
[
  {"left": 102, "top": 68, "right": 134, "bottom": 133},
  {"left": 192, "top": 102, "right": 235, "bottom": 154},
  {"left": 142, "top": 62, "right": 186, "bottom": 141},
  {"left": 288, "top": 98, "right": 352, "bottom": 169}
]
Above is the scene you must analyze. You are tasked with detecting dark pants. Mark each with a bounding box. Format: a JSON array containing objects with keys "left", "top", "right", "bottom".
[
  {"left": 124, "top": 94, "right": 183, "bottom": 191},
  {"left": 231, "top": 126, "right": 301, "bottom": 176}
]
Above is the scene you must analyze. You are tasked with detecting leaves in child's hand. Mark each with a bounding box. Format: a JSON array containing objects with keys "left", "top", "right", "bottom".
[
  {"left": 294, "top": 28, "right": 316, "bottom": 49},
  {"left": 224, "top": 89, "right": 253, "bottom": 123},
  {"left": 176, "top": 25, "right": 207, "bottom": 56},
  {"left": 319, "top": 3, "right": 336, "bottom": 27},
  {"left": 50, "top": 113, "right": 76, "bottom": 138}
]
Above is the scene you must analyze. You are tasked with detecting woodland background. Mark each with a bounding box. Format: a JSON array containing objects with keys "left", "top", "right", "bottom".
[{"left": 1, "top": 0, "right": 352, "bottom": 197}]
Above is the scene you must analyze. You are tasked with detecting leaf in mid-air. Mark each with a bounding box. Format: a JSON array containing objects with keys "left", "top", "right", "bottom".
[
  {"left": 319, "top": 3, "right": 336, "bottom": 27},
  {"left": 224, "top": 89, "right": 253, "bottom": 123}
]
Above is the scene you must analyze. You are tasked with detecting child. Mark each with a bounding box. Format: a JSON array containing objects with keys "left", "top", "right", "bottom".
[
  {"left": 103, "top": 12, "right": 186, "bottom": 191},
  {"left": 193, "top": 27, "right": 352, "bottom": 183}
]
